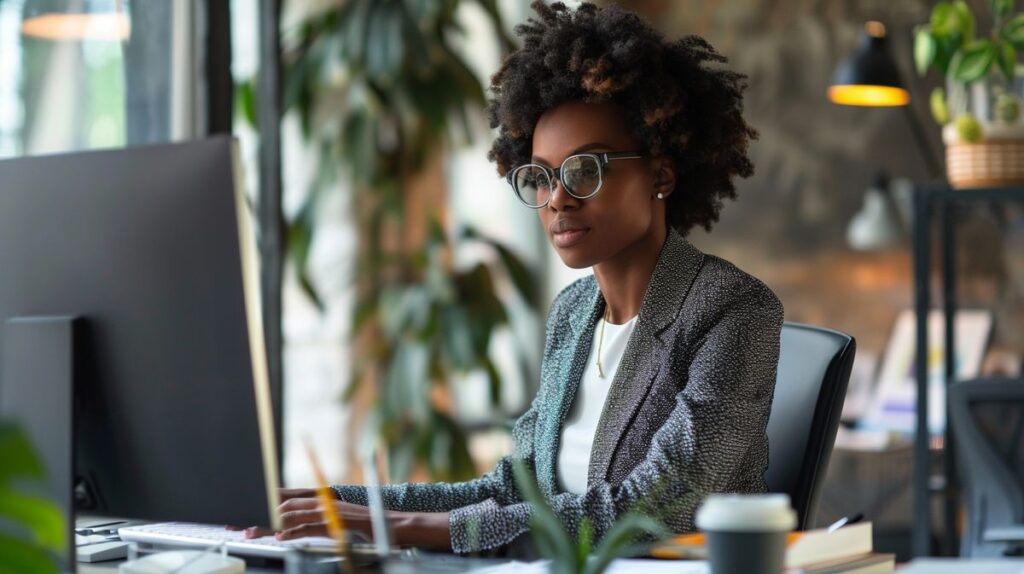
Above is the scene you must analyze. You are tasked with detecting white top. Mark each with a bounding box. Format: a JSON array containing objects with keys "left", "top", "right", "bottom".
[{"left": 556, "top": 314, "right": 638, "bottom": 495}]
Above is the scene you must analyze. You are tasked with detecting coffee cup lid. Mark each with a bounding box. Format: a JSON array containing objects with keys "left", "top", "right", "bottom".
[{"left": 695, "top": 493, "right": 797, "bottom": 532}]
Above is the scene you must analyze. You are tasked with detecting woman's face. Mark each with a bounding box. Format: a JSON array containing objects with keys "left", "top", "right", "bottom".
[{"left": 530, "top": 100, "right": 669, "bottom": 269}]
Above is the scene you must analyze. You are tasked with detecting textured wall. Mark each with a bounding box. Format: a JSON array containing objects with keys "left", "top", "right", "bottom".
[{"left": 606, "top": 0, "right": 1024, "bottom": 362}]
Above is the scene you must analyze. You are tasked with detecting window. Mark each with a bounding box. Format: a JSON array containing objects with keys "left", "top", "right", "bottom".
[{"left": 0, "top": 0, "right": 199, "bottom": 159}]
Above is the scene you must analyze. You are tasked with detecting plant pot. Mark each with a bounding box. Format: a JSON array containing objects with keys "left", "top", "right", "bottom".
[
  {"left": 944, "top": 137, "right": 1024, "bottom": 189},
  {"left": 943, "top": 72, "right": 1024, "bottom": 189}
]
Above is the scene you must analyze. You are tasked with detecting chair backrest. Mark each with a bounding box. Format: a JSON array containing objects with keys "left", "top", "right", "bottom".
[
  {"left": 949, "top": 378, "right": 1024, "bottom": 558},
  {"left": 765, "top": 322, "right": 856, "bottom": 530}
]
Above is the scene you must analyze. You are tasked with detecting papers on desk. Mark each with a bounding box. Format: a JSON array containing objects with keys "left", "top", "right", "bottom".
[
  {"left": 469, "top": 559, "right": 710, "bottom": 573},
  {"left": 650, "top": 522, "right": 894, "bottom": 573},
  {"left": 899, "top": 559, "right": 1024, "bottom": 574}
]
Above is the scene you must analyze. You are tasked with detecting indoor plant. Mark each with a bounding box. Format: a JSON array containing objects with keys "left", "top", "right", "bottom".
[
  {"left": 0, "top": 421, "right": 66, "bottom": 573},
  {"left": 915, "top": 0, "right": 1024, "bottom": 187},
  {"left": 275, "top": 0, "right": 534, "bottom": 481},
  {"left": 509, "top": 460, "right": 672, "bottom": 574}
]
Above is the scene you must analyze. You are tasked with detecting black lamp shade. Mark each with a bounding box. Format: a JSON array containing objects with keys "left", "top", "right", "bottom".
[{"left": 829, "top": 27, "right": 910, "bottom": 107}]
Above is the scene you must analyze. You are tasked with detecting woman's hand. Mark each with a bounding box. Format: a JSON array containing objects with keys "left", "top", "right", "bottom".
[
  {"left": 238, "top": 488, "right": 453, "bottom": 550},
  {"left": 274, "top": 498, "right": 372, "bottom": 540},
  {"left": 230, "top": 488, "right": 320, "bottom": 538}
]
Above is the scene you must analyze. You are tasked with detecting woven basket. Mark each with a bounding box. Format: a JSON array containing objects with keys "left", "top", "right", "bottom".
[{"left": 946, "top": 140, "right": 1024, "bottom": 189}]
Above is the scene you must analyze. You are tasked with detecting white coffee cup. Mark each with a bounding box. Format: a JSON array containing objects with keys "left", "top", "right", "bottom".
[{"left": 695, "top": 494, "right": 797, "bottom": 574}]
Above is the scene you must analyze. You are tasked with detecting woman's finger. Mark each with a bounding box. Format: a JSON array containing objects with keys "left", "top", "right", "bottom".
[
  {"left": 243, "top": 526, "right": 278, "bottom": 539},
  {"left": 276, "top": 522, "right": 328, "bottom": 541},
  {"left": 279, "top": 487, "right": 318, "bottom": 501},
  {"left": 279, "top": 496, "right": 320, "bottom": 512},
  {"left": 280, "top": 508, "right": 326, "bottom": 531}
]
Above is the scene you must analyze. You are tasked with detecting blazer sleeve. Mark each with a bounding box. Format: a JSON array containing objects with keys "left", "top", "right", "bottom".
[
  {"left": 330, "top": 397, "right": 538, "bottom": 511},
  {"left": 446, "top": 281, "right": 783, "bottom": 553},
  {"left": 331, "top": 282, "right": 589, "bottom": 544}
]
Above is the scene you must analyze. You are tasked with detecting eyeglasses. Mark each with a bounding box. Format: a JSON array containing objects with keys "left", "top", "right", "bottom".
[{"left": 505, "top": 151, "right": 644, "bottom": 208}]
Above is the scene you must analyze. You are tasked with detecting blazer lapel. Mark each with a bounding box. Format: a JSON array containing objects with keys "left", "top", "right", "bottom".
[
  {"left": 536, "top": 280, "right": 603, "bottom": 496},
  {"left": 586, "top": 230, "right": 705, "bottom": 486}
]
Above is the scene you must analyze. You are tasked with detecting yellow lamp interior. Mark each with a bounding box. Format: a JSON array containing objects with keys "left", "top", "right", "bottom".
[
  {"left": 21, "top": 13, "right": 130, "bottom": 41},
  {"left": 828, "top": 85, "right": 909, "bottom": 107}
]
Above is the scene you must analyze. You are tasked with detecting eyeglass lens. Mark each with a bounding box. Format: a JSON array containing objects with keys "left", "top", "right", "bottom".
[{"left": 513, "top": 155, "right": 603, "bottom": 207}]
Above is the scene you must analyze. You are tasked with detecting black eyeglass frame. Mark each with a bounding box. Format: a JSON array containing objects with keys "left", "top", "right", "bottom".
[{"left": 505, "top": 151, "right": 645, "bottom": 208}]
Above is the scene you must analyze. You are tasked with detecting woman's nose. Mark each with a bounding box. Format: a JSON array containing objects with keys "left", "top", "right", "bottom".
[{"left": 547, "top": 178, "right": 581, "bottom": 211}]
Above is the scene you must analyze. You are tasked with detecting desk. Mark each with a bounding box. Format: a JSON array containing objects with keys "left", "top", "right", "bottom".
[
  {"left": 900, "top": 558, "right": 1024, "bottom": 573},
  {"left": 75, "top": 551, "right": 513, "bottom": 573},
  {"left": 78, "top": 557, "right": 711, "bottom": 573}
]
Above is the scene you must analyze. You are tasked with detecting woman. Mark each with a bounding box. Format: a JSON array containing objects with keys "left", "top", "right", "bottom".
[{"left": 255, "top": 1, "right": 783, "bottom": 554}]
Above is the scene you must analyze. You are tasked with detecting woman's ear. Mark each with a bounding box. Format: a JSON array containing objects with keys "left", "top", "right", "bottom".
[{"left": 652, "top": 156, "right": 676, "bottom": 199}]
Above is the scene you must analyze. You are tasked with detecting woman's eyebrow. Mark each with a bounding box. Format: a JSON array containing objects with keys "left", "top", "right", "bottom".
[{"left": 531, "top": 142, "right": 615, "bottom": 165}]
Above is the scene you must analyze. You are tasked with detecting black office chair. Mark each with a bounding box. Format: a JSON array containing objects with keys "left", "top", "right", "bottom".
[
  {"left": 949, "top": 378, "right": 1024, "bottom": 557},
  {"left": 765, "top": 322, "right": 856, "bottom": 530}
]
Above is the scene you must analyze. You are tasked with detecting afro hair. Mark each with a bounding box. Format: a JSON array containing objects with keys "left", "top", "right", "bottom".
[{"left": 487, "top": 1, "right": 758, "bottom": 236}]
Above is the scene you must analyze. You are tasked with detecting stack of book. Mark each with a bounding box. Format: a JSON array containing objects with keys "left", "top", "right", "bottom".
[{"left": 651, "top": 522, "right": 894, "bottom": 574}]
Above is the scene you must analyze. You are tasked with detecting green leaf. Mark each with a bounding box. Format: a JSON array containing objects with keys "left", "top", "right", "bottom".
[
  {"left": 585, "top": 514, "right": 669, "bottom": 574},
  {"left": 999, "top": 41, "right": 1017, "bottom": 82},
  {"left": 1003, "top": 14, "right": 1024, "bottom": 48},
  {"left": 482, "top": 356, "right": 502, "bottom": 407},
  {"left": 234, "top": 79, "right": 258, "bottom": 129},
  {"left": 0, "top": 423, "right": 45, "bottom": 483},
  {"left": 427, "top": 410, "right": 476, "bottom": 481},
  {"left": 383, "top": 4, "right": 408, "bottom": 82},
  {"left": 953, "top": 39, "right": 997, "bottom": 83},
  {"left": 934, "top": 34, "right": 961, "bottom": 74},
  {"left": 341, "top": 0, "right": 373, "bottom": 67},
  {"left": 577, "top": 518, "right": 593, "bottom": 569},
  {"left": 462, "top": 227, "right": 539, "bottom": 306},
  {"left": 915, "top": 28, "right": 938, "bottom": 76},
  {"left": 286, "top": 211, "right": 324, "bottom": 313},
  {"left": 952, "top": 1, "right": 975, "bottom": 43},
  {"left": 440, "top": 307, "right": 475, "bottom": 367},
  {"left": 993, "top": 0, "right": 1014, "bottom": 20},
  {"left": 384, "top": 341, "right": 430, "bottom": 422},
  {"left": 0, "top": 534, "right": 59, "bottom": 574},
  {"left": 931, "top": 86, "right": 951, "bottom": 125},
  {"left": 385, "top": 427, "right": 416, "bottom": 482},
  {"left": 366, "top": 1, "right": 404, "bottom": 83},
  {"left": 511, "top": 460, "right": 577, "bottom": 568},
  {"left": 0, "top": 491, "right": 66, "bottom": 553},
  {"left": 930, "top": 1, "right": 959, "bottom": 37}
]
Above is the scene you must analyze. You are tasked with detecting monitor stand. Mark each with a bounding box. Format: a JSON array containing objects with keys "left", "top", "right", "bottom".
[{"left": 1, "top": 316, "right": 79, "bottom": 570}]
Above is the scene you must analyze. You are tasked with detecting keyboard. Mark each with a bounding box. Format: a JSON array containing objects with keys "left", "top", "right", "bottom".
[{"left": 118, "top": 522, "right": 345, "bottom": 559}]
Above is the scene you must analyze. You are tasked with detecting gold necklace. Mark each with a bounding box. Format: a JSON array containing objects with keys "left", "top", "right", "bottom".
[{"left": 596, "top": 307, "right": 608, "bottom": 378}]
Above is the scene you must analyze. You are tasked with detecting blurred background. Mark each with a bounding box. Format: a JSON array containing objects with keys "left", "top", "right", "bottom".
[{"left": 3, "top": 0, "right": 1024, "bottom": 560}]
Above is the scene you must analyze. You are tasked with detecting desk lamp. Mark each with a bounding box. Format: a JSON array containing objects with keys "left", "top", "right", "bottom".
[{"left": 830, "top": 21, "right": 943, "bottom": 249}]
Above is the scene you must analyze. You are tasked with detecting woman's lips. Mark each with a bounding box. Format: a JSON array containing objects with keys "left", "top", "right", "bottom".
[{"left": 552, "top": 227, "right": 590, "bottom": 248}]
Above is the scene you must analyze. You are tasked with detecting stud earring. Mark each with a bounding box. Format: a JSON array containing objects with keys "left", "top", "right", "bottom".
[{"left": 656, "top": 192, "right": 664, "bottom": 200}]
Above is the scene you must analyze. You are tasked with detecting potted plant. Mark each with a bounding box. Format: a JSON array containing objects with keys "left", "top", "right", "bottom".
[
  {"left": 0, "top": 421, "right": 66, "bottom": 573},
  {"left": 915, "top": 0, "right": 1024, "bottom": 187},
  {"left": 508, "top": 460, "right": 671, "bottom": 574}
]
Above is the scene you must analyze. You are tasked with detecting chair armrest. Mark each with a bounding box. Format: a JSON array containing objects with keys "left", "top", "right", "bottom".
[{"left": 983, "top": 525, "right": 1024, "bottom": 543}]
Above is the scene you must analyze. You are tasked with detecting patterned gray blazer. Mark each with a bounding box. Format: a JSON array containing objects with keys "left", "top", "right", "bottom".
[{"left": 333, "top": 228, "right": 784, "bottom": 554}]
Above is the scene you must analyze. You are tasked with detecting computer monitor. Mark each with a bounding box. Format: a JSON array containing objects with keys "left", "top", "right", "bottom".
[{"left": 0, "top": 138, "right": 280, "bottom": 546}]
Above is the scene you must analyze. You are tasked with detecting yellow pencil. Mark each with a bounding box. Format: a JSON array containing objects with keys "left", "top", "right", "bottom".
[{"left": 304, "top": 438, "right": 353, "bottom": 574}]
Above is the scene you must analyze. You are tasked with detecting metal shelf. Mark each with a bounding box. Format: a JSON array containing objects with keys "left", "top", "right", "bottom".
[{"left": 911, "top": 184, "right": 1024, "bottom": 558}]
